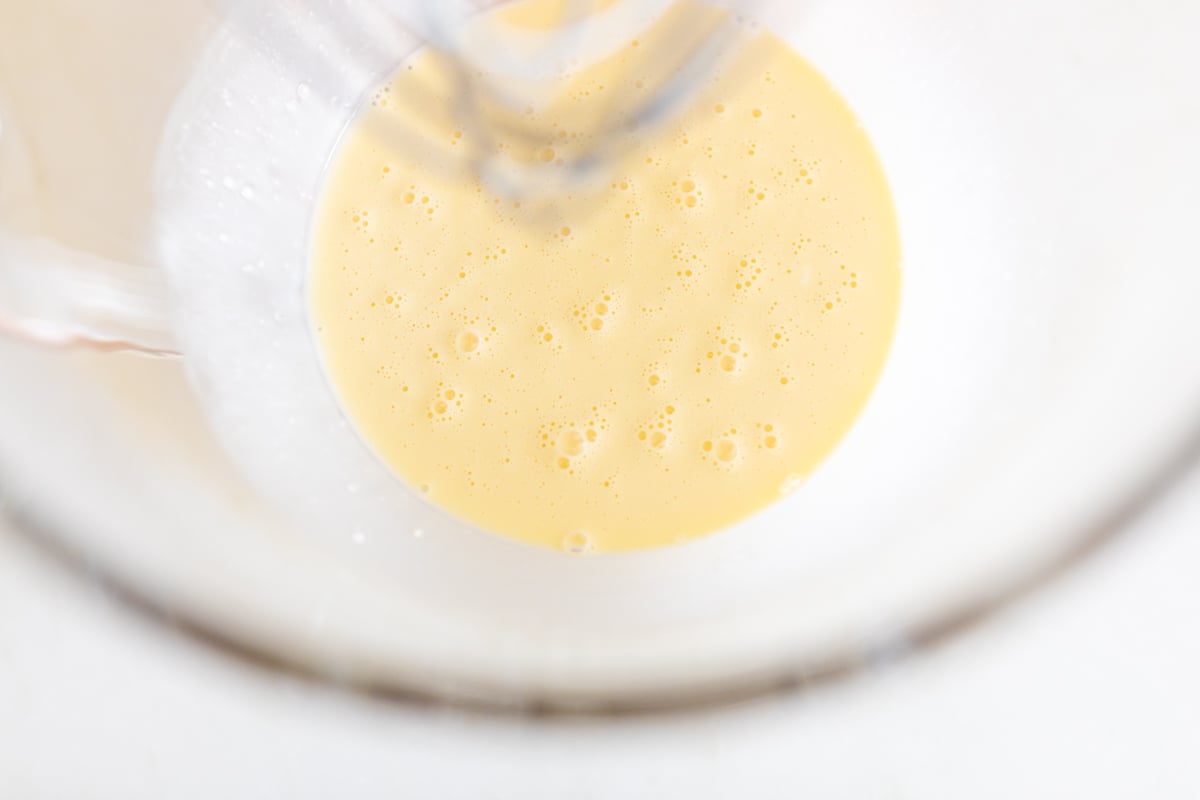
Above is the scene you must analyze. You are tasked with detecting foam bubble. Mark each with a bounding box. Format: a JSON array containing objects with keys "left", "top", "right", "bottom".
[
  {"left": 781, "top": 474, "right": 805, "bottom": 495},
  {"left": 563, "top": 530, "right": 593, "bottom": 554},
  {"left": 558, "top": 429, "right": 586, "bottom": 457},
  {"left": 457, "top": 330, "right": 480, "bottom": 353}
]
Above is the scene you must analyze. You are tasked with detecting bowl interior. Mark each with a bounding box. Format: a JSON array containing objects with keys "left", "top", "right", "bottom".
[{"left": 1, "top": 0, "right": 1198, "bottom": 707}]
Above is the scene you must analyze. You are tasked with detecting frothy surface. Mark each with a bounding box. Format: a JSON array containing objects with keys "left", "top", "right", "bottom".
[{"left": 310, "top": 3, "right": 901, "bottom": 552}]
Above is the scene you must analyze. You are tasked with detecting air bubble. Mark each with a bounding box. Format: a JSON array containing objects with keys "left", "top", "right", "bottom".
[
  {"left": 781, "top": 474, "right": 805, "bottom": 495},
  {"left": 456, "top": 330, "right": 480, "bottom": 353},
  {"left": 563, "top": 530, "right": 592, "bottom": 554},
  {"left": 558, "top": 429, "right": 586, "bottom": 457}
]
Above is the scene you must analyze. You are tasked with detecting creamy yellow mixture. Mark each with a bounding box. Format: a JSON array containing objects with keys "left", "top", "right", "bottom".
[{"left": 310, "top": 1, "right": 901, "bottom": 552}]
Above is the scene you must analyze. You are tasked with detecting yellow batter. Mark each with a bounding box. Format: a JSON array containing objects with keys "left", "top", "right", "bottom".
[{"left": 310, "top": 1, "right": 901, "bottom": 553}]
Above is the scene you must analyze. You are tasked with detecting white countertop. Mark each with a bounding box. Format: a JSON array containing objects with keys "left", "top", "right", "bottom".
[{"left": 2, "top": 460, "right": 1199, "bottom": 799}]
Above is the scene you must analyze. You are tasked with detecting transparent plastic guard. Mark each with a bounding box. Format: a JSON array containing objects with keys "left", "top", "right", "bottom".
[
  {"left": 0, "top": 0, "right": 761, "bottom": 351},
  {"left": 215, "top": 0, "right": 764, "bottom": 198}
]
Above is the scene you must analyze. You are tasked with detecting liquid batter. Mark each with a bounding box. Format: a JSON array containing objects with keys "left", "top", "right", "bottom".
[{"left": 310, "top": 2, "right": 902, "bottom": 552}]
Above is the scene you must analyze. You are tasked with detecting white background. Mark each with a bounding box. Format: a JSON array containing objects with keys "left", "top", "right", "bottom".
[{"left": 2, "top": 460, "right": 1198, "bottom": 798}]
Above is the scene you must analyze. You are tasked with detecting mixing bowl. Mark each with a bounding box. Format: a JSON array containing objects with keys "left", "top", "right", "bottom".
[{"left": 1, "top": 0, "right": 1197, "bottom": 711}]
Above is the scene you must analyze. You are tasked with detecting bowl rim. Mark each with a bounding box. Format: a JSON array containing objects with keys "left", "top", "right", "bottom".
[{"left": 3, "top": 394, "right": 1198, "bottom": 716}]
